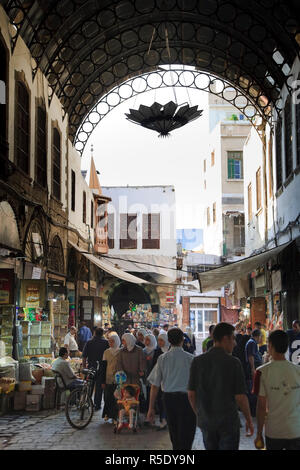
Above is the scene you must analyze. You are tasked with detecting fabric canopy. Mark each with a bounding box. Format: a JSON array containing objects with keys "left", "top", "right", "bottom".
[
  {"left": 197, "top": 242, "right": 291, "bottom": 293},
  {"left": 101, "top": 253, "right": 177, "bottom": 281},
  {"left": 68, "top": 241, "right": 150, "bottom": 285}
]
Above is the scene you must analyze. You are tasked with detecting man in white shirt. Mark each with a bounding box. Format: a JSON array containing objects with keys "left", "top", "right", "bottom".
[
  {"left": 253, "top": 329, "right": 300, "bottom": 450},
  {"left": 64, "top": 326, "right": 79, "bottom": 357}
]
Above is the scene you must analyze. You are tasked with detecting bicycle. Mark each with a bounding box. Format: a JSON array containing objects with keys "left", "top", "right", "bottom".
[{"left": 65, "top": 367, "right": 97, "bottom": 429}]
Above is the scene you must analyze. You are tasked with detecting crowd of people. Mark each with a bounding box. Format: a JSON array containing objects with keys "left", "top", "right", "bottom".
[{"left": 52, "top": 319, "right": 300, "bottom": 451}]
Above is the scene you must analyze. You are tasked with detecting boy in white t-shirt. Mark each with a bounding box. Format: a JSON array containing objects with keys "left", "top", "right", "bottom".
[{"left": 253, "top": 329, "right": 300, "bottom": 450}]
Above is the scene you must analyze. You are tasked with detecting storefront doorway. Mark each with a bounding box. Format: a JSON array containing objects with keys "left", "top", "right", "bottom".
[{"left": 190, "top": 304, "right": 219, "bottom": 340}]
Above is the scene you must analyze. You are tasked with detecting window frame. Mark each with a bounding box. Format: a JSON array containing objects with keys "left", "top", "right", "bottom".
[
  {"left": 142, "top": 213, "right": 160, "bottom": 249},
  {"left": 227, "top": 151, "right": 243, "bottom": 180},
  {"left": 120, "top": 213, "right": 137, "bottom": 249},
  {"left": 52, "top": 126, "right": 61, "bottom": 201},
  {"left": 15, "top": 80, "right": 30, "bottom": 175},
  {"left": 35, "top": 103, "right": 47, "bottom": 187}
]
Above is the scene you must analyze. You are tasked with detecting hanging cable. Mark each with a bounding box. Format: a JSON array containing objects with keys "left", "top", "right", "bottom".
[{"left": 165, "top": 24, "right": 178, "bottom": 105}]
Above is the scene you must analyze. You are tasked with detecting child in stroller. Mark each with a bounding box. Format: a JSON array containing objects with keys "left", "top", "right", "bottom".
[{"left": 114, "top": 384, "right": 140, "bottom": 433}]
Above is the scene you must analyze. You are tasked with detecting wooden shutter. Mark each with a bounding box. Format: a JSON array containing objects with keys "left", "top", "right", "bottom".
[
  {"left": 256, "top": 168, "right": 262, "bottom": 210},
  {"left": 90, "top": 200, "right": 94, "bottom": 228},
  {"left": 52, "top": 128, "right": 61, "bottom": 200},
  {"left": 142, "top": 214, "right": 160, "bottom": 249},
  {"left": 248, "top": 183, "right": 252, "bottom": 221},
  {"left": 284, "top": 95, "right": 293, "bottom": 179},
  {"left": 16, "top": 81, "right": 30, "bottom": 174},
  {"left": 71, "top": 170, "right": 75, "bottom": 211},
  {"left": 275, "top": 118, "right": 282, "bottom": 190},
  {"left": 36, "top": 106, "right": 47, "bottom": 186},
  {"left": 108, "top": 213, "right": 114, "bottom": 249},
  {"left": 82, "top": 191, "right": 86, "bottom": 223},
  {"left": 120, "top": 214, "right": 137, "bottom": 249}
]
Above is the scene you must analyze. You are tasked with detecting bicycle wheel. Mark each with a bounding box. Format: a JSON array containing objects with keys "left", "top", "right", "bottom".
[{"left": 65, "top": 388, "right": 94, "bottom": 429}]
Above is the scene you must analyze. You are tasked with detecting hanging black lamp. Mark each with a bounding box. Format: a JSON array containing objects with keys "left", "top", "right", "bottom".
[{"left": 125, "top": 100, "right": 203, "bottom": 138}]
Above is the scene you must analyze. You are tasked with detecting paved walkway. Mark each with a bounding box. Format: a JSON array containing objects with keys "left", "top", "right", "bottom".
[{"left": 0, "top": 409, "right": 257, "bottom": 450}]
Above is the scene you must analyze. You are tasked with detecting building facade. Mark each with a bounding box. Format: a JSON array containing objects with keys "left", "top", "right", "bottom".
[{"left": 203, "top": 92, "right": 251, "bottom": 261}]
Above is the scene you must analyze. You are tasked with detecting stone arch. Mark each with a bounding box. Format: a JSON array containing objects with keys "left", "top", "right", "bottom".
[
  {"left": 24, "top": 218, "right": 47, "bottom": 266},
  {"left": 48, "top": 234, "right": 65, "bottom": 274},
  {"left": 0, "top": 200, "right": 21, "bottom": 251}
]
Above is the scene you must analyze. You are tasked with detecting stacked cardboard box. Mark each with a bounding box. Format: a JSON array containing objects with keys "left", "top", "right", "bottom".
[
  {"left": 14, "top": 391, "right": 27, "bottom": 411},
  {"left": 26, "top": 394, "right": 41, "bottom": 411},
  {"left": 42, "top": 377, "right": 56, "bottom": 409}
]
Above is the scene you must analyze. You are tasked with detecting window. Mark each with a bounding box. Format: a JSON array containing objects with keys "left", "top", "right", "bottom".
[
  {"left": 90, "top": 200, "right": 94, "bottom": 228},
  {"left": 284, "top": 95, "right": 293, "bottom": 179},
  {"left": 82, "top": 191, "right": 86, "bottom": 224},
  {"left": 142, "top": 213, "right": 160, "bottom": 249},
  {"left": 71, "top": 170, "right": 75, "bottom": 211},
  {"left": 212, "top": 203, "right": 216, "bottom": 223},
  {"left": 256, "top": 167, "right": 262, "bottom": 211},
  {"left": 206, "top": 207, "right": 210, "bottom": 226},
  {"left": 227, "top": 151, "right": 243, "bottom": 179},
  {"left": 15, "top": 81, "right": 30, "bottom": 174},
  {"left": 211, "top": 150, "right": 215, "bottom": 167},
  {"left": 120, "top": 214, "right": 137, "bottom": 249},
  {"left": 203, "top": 159, "right": 206, "bottom": 173},
  {"left": 107, "top": 213, "right": 115, "bottom": 249},
  {"left": 248, "top": 183, "right": 252, "bottom": 221},
  {"left": 275, "top": 118, "right": 282, "bottom": 190},
  {"left": 268, "top": 137, "right": 273, "bottom": 198},
  {"left": 233, "top": 215, "right": 245, "bottom": 249},
  {"left": 36, "top": 106, "right": 47, "bottom": 186},
  {"left": 52, "top": 128, "right": 61, "bottom": 200}
]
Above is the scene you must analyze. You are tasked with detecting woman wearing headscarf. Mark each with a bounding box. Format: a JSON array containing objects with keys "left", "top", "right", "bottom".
[
  {"left": 136, "top": 328, "right": 147, "bottom": 348},
  {"left": 102, "top": 334, "right": 121, "bottom": 423},
  {"left": 117, "top": 333, "right": 145, "bottom": 385},
  {"left": 143, "top": 333, "right": 158, "bottom": 425},
  {"left": 183, "top": 326, "right": 196, "bottom": 354},
  {"left": 151, "top": 332, "right": 170, "bottom": 430}
]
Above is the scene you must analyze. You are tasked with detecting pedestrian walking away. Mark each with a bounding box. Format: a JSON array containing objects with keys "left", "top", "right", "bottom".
[
  {"left": 102, "top": 333, "right": 121, "bottom": 424},
  {"left": 188, "top": 322, "right": 254, "bottom": 451},
  {"left": 147, "top": 328, "right": 196, "bottom": 450},
  {"left": 253, "top": 330, "right": 300, "bottom": 450},
  {"left": 82, "top": 328, "right": 109, "bottom": 411},
  {"left": 77, "top": 321, "right": 92, "bottom": 352},
  {"left": 245, "top": 328, "right": 262, "bottom": 417}
]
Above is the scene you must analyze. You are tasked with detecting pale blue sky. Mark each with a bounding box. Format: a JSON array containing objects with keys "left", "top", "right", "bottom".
[{"left": 81, "top": 86, "right": 209, "bottom": 229}]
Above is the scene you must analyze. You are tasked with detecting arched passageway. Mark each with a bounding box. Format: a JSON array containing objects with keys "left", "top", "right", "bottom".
[{"left": 109, "top": 281, "right": 151, "bottom": 318}]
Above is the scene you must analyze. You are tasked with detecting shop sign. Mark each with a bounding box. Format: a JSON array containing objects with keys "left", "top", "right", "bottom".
[
  {"left": 25, "top": 285, "right": 40, "bottom": 308},
  {"left": 32, "top": 267, "right": 42, "bottom": 280},
  {"left": 166, "top": 291, "right": 174, "bottom": 303}
]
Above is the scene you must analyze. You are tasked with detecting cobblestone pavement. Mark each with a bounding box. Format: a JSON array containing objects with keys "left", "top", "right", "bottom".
[{"left": 0, "top": 409, "right": 257, "bottom": 450}]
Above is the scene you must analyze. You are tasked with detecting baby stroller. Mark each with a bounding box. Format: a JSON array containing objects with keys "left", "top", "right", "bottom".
[{"left": 113, "top": 383, "right": 140, "bottom": 434}]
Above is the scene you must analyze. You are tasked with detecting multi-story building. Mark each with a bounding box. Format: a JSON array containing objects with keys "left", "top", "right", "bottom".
[
  {"left": 99, "top": 185, "right": 178, "bottom": 328},
  {"left": 202, "top": 91, "right": 251, "bottom": 261},
  {"left": 243, "top": 55, "right": 300, "bottom": 329}
]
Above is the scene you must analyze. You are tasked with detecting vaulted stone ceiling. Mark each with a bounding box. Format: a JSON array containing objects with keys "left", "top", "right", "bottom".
[{"left": 2, "top": 0, "right": 300, "bottom": 142}]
